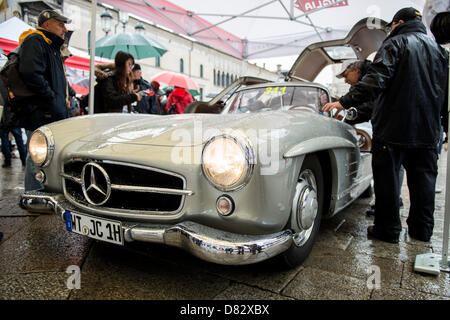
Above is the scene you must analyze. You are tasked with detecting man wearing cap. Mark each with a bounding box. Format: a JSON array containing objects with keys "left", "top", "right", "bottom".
[
  {"left": 131, "top": 64, "right": 151, "bottom": 113},
  {"left": 323, "top": 7, "right": 449, "bottom": 243},
  {"left": 18, "top": 9, "right": 71, "bottom": 191},
  {"left": 131, "top": 64, "right": 164, "bottom": 114},
  {"left": 335, "top": 59, "right": 373, "bottom": 124}
]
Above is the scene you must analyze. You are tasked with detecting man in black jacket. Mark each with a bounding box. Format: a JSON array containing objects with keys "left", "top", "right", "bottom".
[
  {"left": 18, "top": 9, "right": 71, "bottom": 191},
  {"left": 335, "top": 59, "right": 373, "bottom": 125},
  {"left": 323, "top": 7, "right": 449, "bottom": 243},
  {"left": 132, "top": 64, "right": 152, "bottom": 113},
  {"left": 337, "top": 59, "right": 406, "bottom": 215}
]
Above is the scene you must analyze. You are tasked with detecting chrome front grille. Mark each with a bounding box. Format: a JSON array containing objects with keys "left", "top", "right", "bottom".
[{"left": 61, "top": 159, "right": 191, "bottom": 214}]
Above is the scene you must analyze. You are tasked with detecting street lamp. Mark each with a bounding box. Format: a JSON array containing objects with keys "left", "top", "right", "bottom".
[
  {"left": 135, "top": 22, "right": 145, "bottom": 35},
  {"left": 100, "top": 9, "right": 113, "bottom": 35},
  {"left": 119, "top": 11, "right": 129, "bottom": 33}
]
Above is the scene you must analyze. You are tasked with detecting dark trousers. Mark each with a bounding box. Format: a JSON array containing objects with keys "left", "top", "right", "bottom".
[
  {"left": 372, "top": 141, "right": 437, "bottom": 241},
  {"left": 0, "top": 127, "right": 27, "bottom": 165}
]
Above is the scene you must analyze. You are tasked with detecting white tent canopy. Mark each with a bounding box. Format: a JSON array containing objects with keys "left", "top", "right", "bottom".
[
  {"left": 167, "top": 0, "right": 443, "bottom": 68},
  {"left": 0, "top": 16, "right": 32, "bottom": 41}
]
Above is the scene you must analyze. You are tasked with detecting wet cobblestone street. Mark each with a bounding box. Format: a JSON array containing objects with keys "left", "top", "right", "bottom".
[{"left": 0, "top": 149, "right": 449, "bottom": 300}]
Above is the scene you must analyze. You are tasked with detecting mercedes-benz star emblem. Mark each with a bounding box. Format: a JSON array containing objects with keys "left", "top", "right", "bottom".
[{"left": 81, "top": 162, "right": 111, "bottom": 206}]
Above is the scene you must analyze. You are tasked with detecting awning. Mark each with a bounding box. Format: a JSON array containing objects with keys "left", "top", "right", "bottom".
[
  {"left": 0, "top": 38, "right": 109, "bottom": 70},
  {"left": 0, "top": 37, "right": 95, "bottom": 71},
  {"left": 0, "top": 38, "right": 18, "bottom": 55}
]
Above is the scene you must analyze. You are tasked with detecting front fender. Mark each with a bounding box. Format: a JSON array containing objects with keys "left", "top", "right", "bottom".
[{"left": 283, "top": 136, "right": 355, "bottom": 158}]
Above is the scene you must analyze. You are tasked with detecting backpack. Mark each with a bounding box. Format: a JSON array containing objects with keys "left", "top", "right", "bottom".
[{"left": 0, "top": 49, "right": 33, "bottom": 127}]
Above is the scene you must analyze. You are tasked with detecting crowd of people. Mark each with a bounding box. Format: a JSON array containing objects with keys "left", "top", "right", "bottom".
[
  {"left": 0, "top": 7, "right": 449, "bottom": 248},
  {"left": 0, "top": 9, "right": 194, "bottom": 173}
]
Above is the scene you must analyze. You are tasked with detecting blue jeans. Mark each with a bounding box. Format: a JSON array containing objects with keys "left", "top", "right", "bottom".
[
  {"left": 0, "top": 127, "right": 27, "bottom": 165},
  {"left": 24, "top": 130, "right": 44, "bottom": 191}
]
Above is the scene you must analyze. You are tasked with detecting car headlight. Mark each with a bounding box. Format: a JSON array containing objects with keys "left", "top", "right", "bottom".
[
  {"left": 202, "top": 134, "right": 255, "bottom": 191},
  {"left": 29, "top": 127, "right": 54, "bottom": 167}
]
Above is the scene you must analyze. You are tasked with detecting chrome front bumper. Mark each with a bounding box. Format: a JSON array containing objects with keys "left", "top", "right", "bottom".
[{"left": 20, "top": 192, "right": 293, "bottom": 265}]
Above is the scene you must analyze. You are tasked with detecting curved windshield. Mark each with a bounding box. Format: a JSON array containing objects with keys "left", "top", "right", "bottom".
[{"left": 222, "top": 85, "right": 330, "bottom": 114}]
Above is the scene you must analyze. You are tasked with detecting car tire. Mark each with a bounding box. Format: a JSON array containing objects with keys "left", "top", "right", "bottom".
[{"left": 280, "top": 154, "right": 324, "bottom": 269}]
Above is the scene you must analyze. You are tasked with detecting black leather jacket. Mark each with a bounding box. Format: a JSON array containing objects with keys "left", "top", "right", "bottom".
[
  {"left": 340, "top": 20, "right": 449, "bottom": 148},
  {"left": 345, "top": 60, "right": 373, "bottom": 125}
]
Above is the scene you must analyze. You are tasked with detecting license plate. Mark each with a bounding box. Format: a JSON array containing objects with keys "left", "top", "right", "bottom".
[{"left": 65, "top": 210, "right": 124, "bottom": 245}]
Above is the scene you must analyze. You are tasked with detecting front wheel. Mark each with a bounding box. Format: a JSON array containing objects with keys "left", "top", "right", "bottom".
[{"left": 281, "top": 154, "right": 324, "bottom": 268}]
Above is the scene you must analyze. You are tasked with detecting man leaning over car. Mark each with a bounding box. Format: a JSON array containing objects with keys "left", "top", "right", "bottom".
[
  {"left": 335, "top": 59, "right": 405, "bottom": 216},
  {"left": 322, "top": 7, "right": 449, "bottom": 244}
]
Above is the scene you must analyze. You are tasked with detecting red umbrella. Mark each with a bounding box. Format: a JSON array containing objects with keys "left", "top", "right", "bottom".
[
  {"left": 71, "top": 83, "right": 89, "bottom": 96},
  {"left": 152, "top": 71, "right": 198, "bottom": 91}
]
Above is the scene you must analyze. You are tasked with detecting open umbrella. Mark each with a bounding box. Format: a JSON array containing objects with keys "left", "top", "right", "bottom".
[
  {"left": 187, "top": 89, "right": 200, "bottom": 97},
  {"left": 93, "top": 33, "right": 167, "bottom": 60},
  {"left": 153, "top": 71, "right": 199, "bottom": 91}
]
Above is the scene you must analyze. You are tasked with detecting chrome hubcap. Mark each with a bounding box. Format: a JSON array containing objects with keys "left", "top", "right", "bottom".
[{"left": 292, "top": 169, "right": 318, "bottom": 247}]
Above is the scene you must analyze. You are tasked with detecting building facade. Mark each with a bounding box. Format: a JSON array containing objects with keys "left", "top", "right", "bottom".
[{"left": 1, "top": 0, "right": 279, "bottom": 100}]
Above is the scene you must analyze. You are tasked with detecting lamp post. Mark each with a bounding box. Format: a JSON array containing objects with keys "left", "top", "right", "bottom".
[
  {"left": 414, "top": 11, "right": 450, "bottom": 275},
  {"left": 119, "top": 11, "right": 129, "bottom": 33},
  {"left": 100, "top": 9, "right": 113, "bottom": 35},
  {"left": 135, "top": 22, "right": 145, "bottom": 35},
  {"left": 88, "top": 0, "right": 98, "bottom": 115}
]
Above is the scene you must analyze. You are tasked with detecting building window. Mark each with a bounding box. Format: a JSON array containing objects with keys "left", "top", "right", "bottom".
[
  {"left": 226, "top": 73, "right": 230, "bottom": 86},
  {"left": 155, "top": 56, "right": 160, "bottom": 68},
  {"left": 200, "top": 88, "right": 203, "bottom": 101},
  {"left": 221, "top": 73, "right": 225, "bottom": 87},
  {"left": 213, "top": 69, "right": 216, "bottom": 85},
  {"left": 200, "top": 64, "right": 204, "bottom": 78},
  {"left": 180, "top": 58, "right": 184, "bottom": 73},
  {"left": 217, "top": 71, "right": 221, "bottom": 86}
]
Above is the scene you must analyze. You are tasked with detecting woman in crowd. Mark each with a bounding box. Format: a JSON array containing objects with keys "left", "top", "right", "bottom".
[{"left": 94, "top": 51, "right": 142, "bottom": 113}]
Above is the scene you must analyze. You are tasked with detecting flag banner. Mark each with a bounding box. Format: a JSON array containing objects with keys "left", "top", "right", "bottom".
[{"left": 295, "top": 0, "right": 349, "bottom": 13}]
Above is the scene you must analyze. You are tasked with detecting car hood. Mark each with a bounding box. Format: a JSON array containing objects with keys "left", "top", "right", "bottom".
[{"left": 77, "top": 112, "right": 322, "bottom": 147}]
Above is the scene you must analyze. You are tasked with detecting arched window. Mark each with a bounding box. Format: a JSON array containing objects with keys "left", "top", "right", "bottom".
[
  {"left": 200, "top": 64, "right": 204, "bottom": 78},
  {"left": 180, "top": 58, "right": 184, "bottom": 73},
  {"left": 226, "top": 73, "right": 230, "bottom": 86},
  {"left": 213, "top": 69, "right": 216, "bottom": 85},
  {"left": 155, "top": 56, "right": 160, "bottom": 68},
  {"left": 221, "top": 73, "right": 225, "bottom": 87},
  {"left": 217, "top": 71, "right": 221, "bottom": 86}
]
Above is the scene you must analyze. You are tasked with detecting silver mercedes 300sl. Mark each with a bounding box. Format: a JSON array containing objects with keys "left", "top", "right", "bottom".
[{"left": 20, "top": 18, "right": 386, "bottom": 268}]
